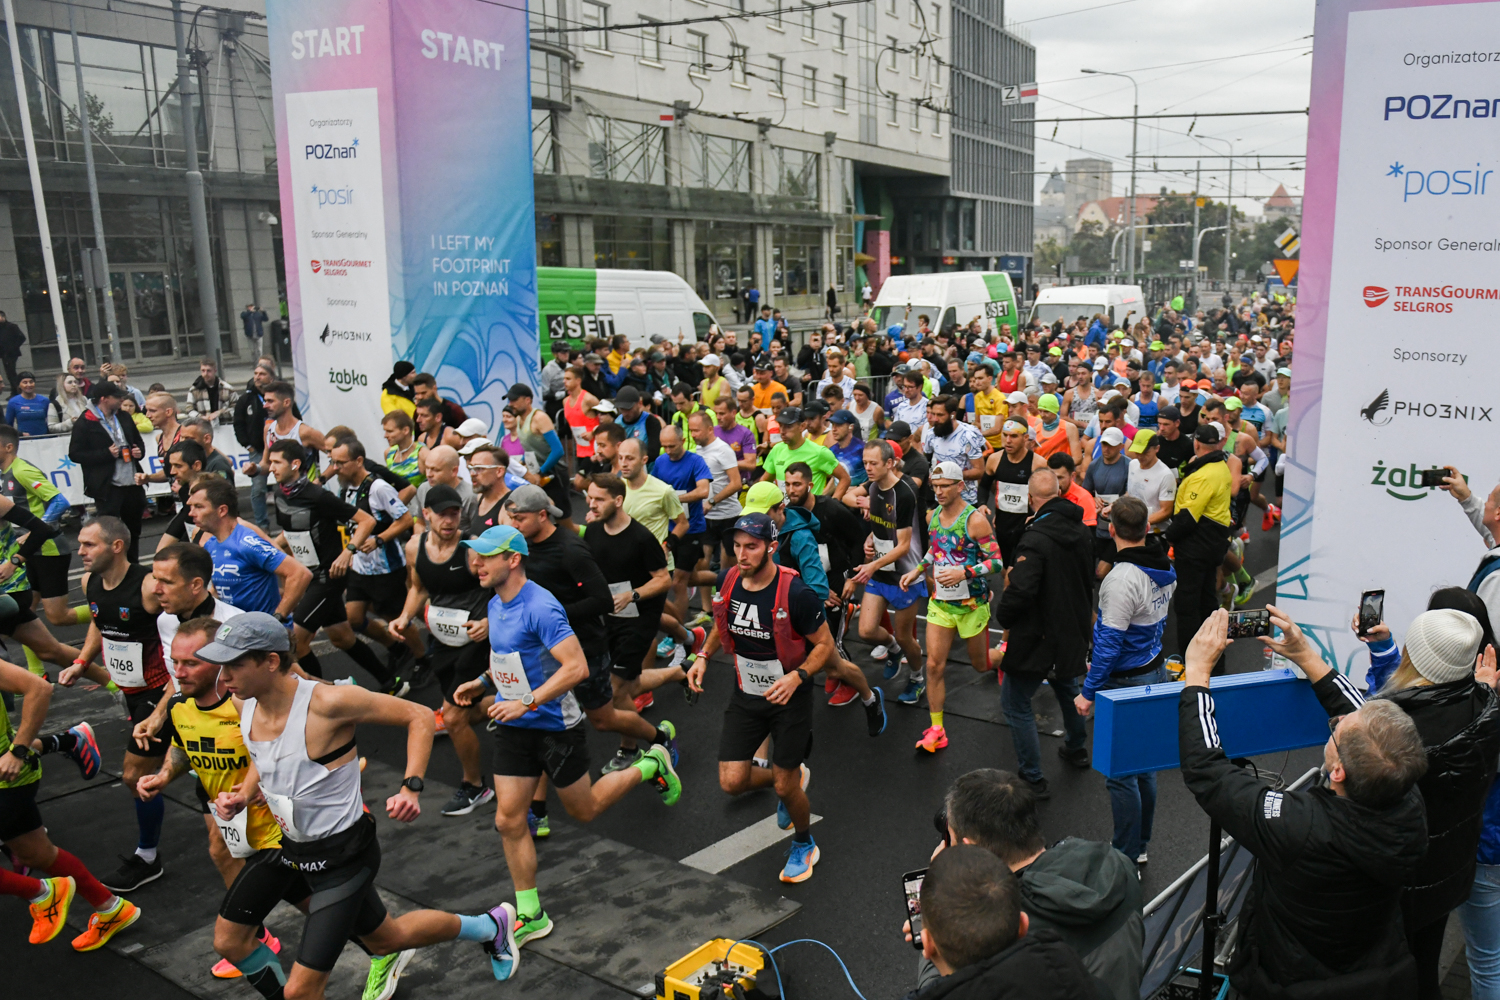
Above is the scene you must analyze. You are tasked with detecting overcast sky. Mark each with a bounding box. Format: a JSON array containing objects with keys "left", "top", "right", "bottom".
[{"left": 1008, "top": 0, "right": 1314, "bottom": 211}]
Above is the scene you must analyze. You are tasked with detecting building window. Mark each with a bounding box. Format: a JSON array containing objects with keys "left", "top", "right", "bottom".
[
  {"left": 931, "top": 104, "right": 942, "bottom": 135},
  {"left": 931, "top": 3, "right": 941, "bottom": 34},
  {"left": 886, "top": 0, "right": 897, "bottom": 15},
  {"left": 887, "top": 92, "right": 898, "bottom": 124},
  {"left": 688, "top": 30, "right": 709, "bottom": 72},
  {"left": 772, "top": 225, "right": 824, "bottom": 296},
  {"left": 773, "top": 147, "right": 820, "bottom": 208},
  {"left": 694, "top": 220, "right": 756, "bottom": 307},
  {"left": 537, "top": 212, "right": 563, "bottom": 267},
  {"left": 929, "top": 52, "right": 941, "bottom": 84},
  {"left": 886, "top": 37, "right": 898, "bottom": 70},
  {"left": 532, "top": 109, "right": 556, "bottom": 174},
  {"left": 802, "top": 5, "right": 817, "bottom": 40},
  {"left": 834, "top": 74, "right": 847, "bottom": 111},
  {"left": 910, "top": 98, "right": 921, "bottom": 131},
  {"left": 639, "top": 19, "right": 661, "bottom": 63},
  {"left": 803, "top": 66, "right": 817, "bottom": 105},
  {"left": 730, "top": 43, "right": 749, "bottom": 85},
  {"left": 770, "top": 0, "right": 783, "bottom": 29},
  {"left": 586, "top": 114, "right": 667, "bottom": 184},
  {"left": 769, "top": 55, "right": 785, "bottom": 94},
  {"left": 833, "top": 14, "right": 847, "bottom": 50},
  {"left": 689, "top": 133, "right": 753, "bottom": 193},
  {"left": 581, "top": 1, "right": 609, "bottom": 50},
  {"left": 912, "top": 49, "right": 922, "bottom": 79},
  {"left": 910, "top": 0, "right": 921, "bottom": 24},
  {"left": 594, "top": 216, "right": 672, "bottom": 270}
]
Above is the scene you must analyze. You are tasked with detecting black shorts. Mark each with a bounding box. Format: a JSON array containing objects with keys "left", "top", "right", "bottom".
[
  {"left": 280, "top": 816, "right": 388, "bottom": 972},
  {"left": 574, "top": 649, "right": 614, "bottom": 712},
  {"left": 718, "top": 687, "right": 814, "bottom": 770},
  {"left": 997, "top": 530, "right": 1026, "bottom": 568},
  {"left": 124, "top": 687, "right": 173, "bottom": 759},
  {"left": 670, "top": 531, "right": 708, "bottom": 573},
  {"left": 193, "top": 778, "right": 211, "bottom": 814},
  {"left": 491, "top": 723, "right": 590, "bottom": 788},
  {"left": 218, "top": 847, "right": 313, "bottom": 927},
  {"left": 294, "top": 578, "right": 348, "bottom": 631},
  {"left": 0, "top": 589, "right": 37, "bottom": 634},
  {"left": 607, "top": 615, "right": 659, "bottom": 681},
  {"left": 0, "top": 781, "right": 42, "bottom": 840},
  {"left": 344, "top": 570, "right": 405, "bottom": 619},
  {"left": 27, "top": 553, "right": 71, "bottom": 600},
  {"left": 704, "top": 517, "right": 739, "bottom": 554},
  {"left": 431, "top": 639, "right": 490, "bottom": 703}
]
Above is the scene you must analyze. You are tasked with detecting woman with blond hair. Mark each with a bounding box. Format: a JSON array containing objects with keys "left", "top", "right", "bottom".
[{"left": 47, "top": 373, "right": 88, "bottom": 433}]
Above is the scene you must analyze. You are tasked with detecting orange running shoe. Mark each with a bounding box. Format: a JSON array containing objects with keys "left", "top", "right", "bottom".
[
  {"left": 72, "top": 898, "right": 142, "bottom": 952},
  {"left": 633, "top": 691, "right": 654, "bottom": 712},
  {"left": 915, "top": 726, "right": 949, "bottom": 753},
  {"left": 28, "top": 876, "right": 75, "bottom": 944},
  {"left": 433, "top": 709, "right": 448, "bottom": 737}
]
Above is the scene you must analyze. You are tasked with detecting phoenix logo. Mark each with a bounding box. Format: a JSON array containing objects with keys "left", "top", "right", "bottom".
[
  {"left": 1363, "top": 286, "right": 1389, "bottom": 308},
  {"left": 1361, "top": 389, "right": 1393, "bottom": 426},
  {"left": 319, "top": 324, "right": 330, "bottom": 344},
  {"left": 310, "top": 260, "right": 322, "bottom": 274}
]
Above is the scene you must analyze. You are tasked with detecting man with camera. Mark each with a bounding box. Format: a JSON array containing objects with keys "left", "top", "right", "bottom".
[
  {"left": 1178, "top": 606, "right": 1429, "bottom": 999},
  {"left": 1439, "top": 466, "right": 1500, "bottom": 629}
]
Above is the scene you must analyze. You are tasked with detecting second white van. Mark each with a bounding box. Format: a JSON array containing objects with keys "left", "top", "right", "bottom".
[{"left": 1027, "top": 284, "right": 1146, "bottom": 329}]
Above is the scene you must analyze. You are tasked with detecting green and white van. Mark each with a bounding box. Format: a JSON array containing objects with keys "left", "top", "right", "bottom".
[
  {"left": 537, "top": 267, "right": 718, "bottom": 359},
  {"left": 870, "top": 272, "right": 1020, "bottom": 336}
]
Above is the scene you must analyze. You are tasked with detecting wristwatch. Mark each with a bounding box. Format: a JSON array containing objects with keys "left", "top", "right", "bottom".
[
  {"left": 520, "top": 692, "right": 537, "bottom": 710},
  {"left": 9, "top": 745, "right": 36, "bottom": 765},
  {"left": 400, "top": 776, "right": 424, "bottom": 793},
  {"left": 9, "top": 554, "right": 22, "bottom": 567},
  {"left": 794, "top": 668, "right": 810, "bottom": 683},
  {"left": 630, "top": 589, "right": 640, "bottom": 604}
]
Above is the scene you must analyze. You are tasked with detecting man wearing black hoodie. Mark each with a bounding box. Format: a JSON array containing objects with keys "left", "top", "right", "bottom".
[
  {"left": 1166, "top": 423, "right": 1233, "bottom": 670},
  {"left": 992, "top": 467, "right": 1094, "bottom": 798},
  {"left": 907, "top": 845, "right": 1104, "bottom": 1000}
]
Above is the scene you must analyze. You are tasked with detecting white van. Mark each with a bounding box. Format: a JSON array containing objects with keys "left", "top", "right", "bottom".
[
  {"left": 869, "top": 272, "right": 1020, "bottom": 336},
  {"left": 1027, "top": 284, "right": 1146, "bottom": 330},
  {"left": 538, "top": 267, "right": 718, "bottom": 357}
]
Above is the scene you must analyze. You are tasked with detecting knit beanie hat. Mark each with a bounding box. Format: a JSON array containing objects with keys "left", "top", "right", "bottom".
[{"left": 1404, "top": 609, "right": 1482, "bottom": 685}]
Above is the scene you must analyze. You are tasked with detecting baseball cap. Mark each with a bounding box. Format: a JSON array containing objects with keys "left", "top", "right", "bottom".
[
  {"left": 741, "top": 482, "right": 788, "bottom": 515},
  {"left": 753, "top": 358, "right": 774, "bottom": 371},
  {"left": 650, "top": 334, "right": 668, "bottom": 345},
  {"left": 1112, "top": 375, "right": 1132, "bottom": 387},
  {"left": 504, "top": 483, "right": 565, "bottom": 520},
  {"left": 1128, "top": 428, "right": 1157, "bottom": 455},
  {"left": 1005, "top": 391, "right": 1029, "bottom": 405},
  {"left": 590, "top": 398, "right": 618, "bottom": 414},
  {"left": 1178, "top": 378, "right": 1199, "bottom": 390},
  {"left": 629, "top": 355, "right": 648, "bottom": 367},
  {"left": 1099, "top": 427, "right": 1125, "bottom": 447},
  {"left": 828, "top": 409, "right": 858, "bottom": 426},
  {"left": 196, "top": 612, "right": 292, "bottom": 664},
  {"left": 583, "top": 353, "right": 604, "bottom": 365},
  {"left": 550, "top": 341, "right": 573, "bottom": 355},
  {"left": 802, "top": 400, "right": 829, "bottom": 417},
  {"left": 777, "top": 406, "right": 805, "bottom": 425},
  {"left": 1149, "top": 341, "right": 1165, "bottom": 350},
  {"left": 700, "top": 353, "right": 722, "bottom": 368},
  {"left": 1195, "top": 423, "right": 1223, "bottom": 445},
  {"left": 1158, "top": 405, "right": 1182, "bottom": 421},
  {"left": 1224, "top": 396, "right": 1244, "bottom": 412},
  {"left": 1276, "top": 366, "right": 1292, "bottom": 377},
  {"left": 1092, "top": 358, "right": 1108, "bottom": 371},
  {"left": 885, "top": 421, "right": 913, "bottom": 441},
  {"left": 1048, "top": 346, "right": 1063, "bottom": 357},
  {"left": 424, "top": 484, "right": 465, "bottom": 513},
  {"left": 1040, "top": 371, "right": 1059, "bottom": 384},
  {"left": 732, "top": 512, "right": 779, "bottom": 543},
  {"left": 615, "top": 386, "right": 642, "bottom": 406},
  {"left": 648, "top": 351, "right": 665, "bottom": 363},
  {"left": 456, "top": 417, "right": 489, "bottom": 437},
  {"left": 462, "top": 524, "right": 531, "bottom": 557},
  {"left": 457, "top": 437, "right": 492, "bottom": 456},
  {"left": 931, "top": 460, "right": 964, "bottom": 483},
  {"left": 1036, "top": 395, "right": 1060, "bottom": 414},
  {"left": 505, "top": 383, "right": 533, "bottom": 401}
]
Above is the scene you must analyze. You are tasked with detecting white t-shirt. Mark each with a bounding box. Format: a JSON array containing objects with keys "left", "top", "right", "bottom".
[
  {"left": 159, "top": 597, "right": 243, "bottom": 674},
  {"left": 350, "top": 478, "right": 410, "bottom": 575},
  {"left": 1127, "top": 459, "right": 1177, "bottom": 531},
  {"left": 697, "top": 437, "right": 743, "bottom": 521}
]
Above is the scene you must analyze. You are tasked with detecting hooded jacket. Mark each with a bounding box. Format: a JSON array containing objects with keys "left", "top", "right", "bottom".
[
  {"left": 906, "top": 929, "right": 1105, "bottom": 1000},
  {"left": 1084, "top": 545, "right": 1177, "bottom": 699},
  {"left": 772, "top": 504, "right": 828, "bottom": 601},
  {"left": 67, "top": 405, "right": 145, "bottom": 498},
  {"left": 1166, "top": 449, "right": 1232, "bottom": 564},
  {"left": 1020, "top": 839, "right": 1143, "bottom": 1000},
  {"left": 1180, "top": 673, "right": 1428, "bottom": 1000},
  {"left": 993, "top": 496, "right": 1094, "bottom": 678}
]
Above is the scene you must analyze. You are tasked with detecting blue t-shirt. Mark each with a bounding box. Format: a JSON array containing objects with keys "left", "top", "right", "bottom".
[
  {"left": 203, "top": 524, "right": 286, "bottom": 615},
  {"left": 1239, "top": 402, "right": 1270, "bottom": 433},
  {"left": 829, "top": 437, "right": 868, "bottom": 487},
  {"left": 6, "top": 395, "right": 50, "bottom": 436},
  {"left": 489, "top": 580, "right": 582, "bottom": 732},
  {"left": 652, "top": 451, "right": 712, "bottom": 533}
]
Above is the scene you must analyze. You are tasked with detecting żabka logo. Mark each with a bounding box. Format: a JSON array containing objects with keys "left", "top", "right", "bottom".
[
  {"left": 1370, "top": 460, "right": 1460, "bottom": 502},
  {"left": 1364, "top": 286, "right": 1389, "bottom": 307},
  {"left": 328, "top": 369, "right": 368, "bottom": 393}
]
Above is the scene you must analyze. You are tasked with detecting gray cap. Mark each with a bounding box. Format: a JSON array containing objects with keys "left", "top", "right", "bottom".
[
  {"left": 504, "top": 483, "right": 565, "bottom": 520},
  {"left": 197, "top": 612, "right": 291, "bottom": 664}
]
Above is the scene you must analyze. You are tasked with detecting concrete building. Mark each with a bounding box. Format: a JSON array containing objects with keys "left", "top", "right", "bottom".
[
  {"left": 1263, "top": 182, "right": 1300, "bottom": 223},
  {"left": 0, "top": 0, "right": 278, "bottom": 375},
  {"left": 1033, "top": 166, "right": 1067, "bottom": 245},
  {"left": 1064, "top": 157, "right": 1110, "bottom": 232}
]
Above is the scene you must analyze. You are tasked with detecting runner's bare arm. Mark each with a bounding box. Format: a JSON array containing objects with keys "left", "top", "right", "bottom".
[
  {"left": 137, "top": 745, "right": 190, "bottom": 800},
  {"left": 389, "top": 536, "right": 428, "bottom": 639},
  {"left": 273, "top": 557, "right": 313, "bottom": 617},
  {"left": 486, "top": 634, "right": 589, "bottom": 726},
  {"left": 58, "top": 621, "right": 109, "bottom": 686}
]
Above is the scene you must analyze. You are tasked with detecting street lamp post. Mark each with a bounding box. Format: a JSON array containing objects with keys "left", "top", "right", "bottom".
[
  {"left": 1083, "top": 68, "right": 1139, "bottom": 285},
  {"left": 1196, "top": 136, "right": 1236, "bottom": 290}
]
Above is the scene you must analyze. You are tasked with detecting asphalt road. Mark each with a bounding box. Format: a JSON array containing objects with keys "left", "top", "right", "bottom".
[{"left": 4, "top": 495, "right": 1310, "bottom": 1000}]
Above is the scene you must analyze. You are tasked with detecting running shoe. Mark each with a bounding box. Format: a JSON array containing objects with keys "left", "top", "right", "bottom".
[
  {"left": 641, "top": 744, "right": 682, "bottom": 806},
  {"left": 1260, "top": 505, "right": 1275, "bottom": 532},
  {"left": 865, "top": 687, "right": 888, "bottom": 736},
  {"left": 775, "top": 764, "right": 811, "bottom": 830},
  {"left": 1022, "top": 775, "right": 1051, "bottom": 800},
  {"left": 211, "top": 927, "right": 280, "bottom": 978},
  {"left": 1057, "top": 744, "right": 1090, "bottom": 770},
  {"left": 689, "top": 625, "right": 707, "bottom": 655},
  {"left": 513, "top": 909, "right": 554, "bottom": 949},
  {"left": 896, "top": 676, "right": 925, "bottom": 706},
  {"left": 382, "top": 679, "right": 412, "bottom": 699},
  {"left": 1136, "top": 850, "right": 1149, "bottom": 866},
  {"left": 915, "top": 725, "right": 948, "bottom": 753},
  {"left": 1234, "top": 579, "right": 1255, "bottom": 607},
  {"left": 433, "top": 710, "right": 448, "bottom": 738},
  {"left": 64, "top": 722, "right": 101, "bottom": 780},
  {"left": 827, "top": 681, "right": 859, "bottom": 707},
  {"left": 526, "top": 811, "right": 551, "bottom": 839},
  {"left": 656, "top": 636, "right": 676, "bottom": 658},
  {"left": 71, "top": 898, "right": 142, "bottom": 951},
  {"left": 601, "top": 747, "right": 645, "bottom": 774},
  {"left": 27, "top": 876, "right": 75, "bottom": 944},
  {"left": 484, "top": 903, "right": 519, "bottom": 981},
  {"left": 633, "top": 691, "right": 654, "bottom": 712},
  {"left": 680, "top": 677, "right": 699, "bottom": 706},
  {"left": 101, "top": 853, "right": 162, "bottom": 893},
  {"left": 668, "top": 644, "right": 688, "bottom": 669},
  {"left": 363, "top": 948, "right": 415, "bottom": 1000},
  {"left": 824, "top": 676, "right": 839, "bottom": 695},
  {"left": 870, "top": 643, "right": 890, "bottom": 662},
  {"left": 780, "top": 837, "right": 820, "bottom": 884},
  {"left": 333, "top": 677, "right": 359, "bottom": 687},
  {"left": 686, "top": 611, "right": 712, "bottom": 629},
  {"left": 658, "top": 720, "right": 679, "bottom": 768},
  {"left": 441, "top": 783, "right": 494, "bottom": 816},
  {"left": 386, "top": 641, "right": 415, "bottom": 678}
]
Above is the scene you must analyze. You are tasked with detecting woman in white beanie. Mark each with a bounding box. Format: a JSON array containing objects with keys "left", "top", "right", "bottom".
[{"left": 1358, "top": 600, "right": 1500, "bottom": 1000}]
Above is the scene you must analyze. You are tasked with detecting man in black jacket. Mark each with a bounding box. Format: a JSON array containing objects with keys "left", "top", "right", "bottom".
[
  {"left": 0, "top": 311, "right": 24, "bottom": 396},
  {"left": 231, "top": 361, "right": 280, "bottom": 530},
  {"left": 993, "top": 467, "right": 1094, "bottom": 798},
  {"left": 907, "top": 845, "right": 1104, "bottom": 1000},
  {"left": 1179, "top": 607, "right": 1430, "bottom": 1000},
  {"left": 68, "top": 382, "right": 147, "bottom": 560}
]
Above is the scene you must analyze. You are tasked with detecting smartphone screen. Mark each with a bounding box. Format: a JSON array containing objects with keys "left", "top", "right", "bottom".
[
  {"left": 1358, "top": 590, "right": 1385, "bottom": 636},
  {"left": 903, "top": 869, "right": 927, "bottom": 951},
  {"left": 1227, "top": 609, "right": 1271, "bottom": 638}
]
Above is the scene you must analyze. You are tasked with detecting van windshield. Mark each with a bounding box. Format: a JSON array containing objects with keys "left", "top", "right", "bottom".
[
  {"left": 871, "top": 304, "right": 940, "bottom": 332},
  {"left": 1030, "top": 302, "right": 1103, "bottom": 327}
]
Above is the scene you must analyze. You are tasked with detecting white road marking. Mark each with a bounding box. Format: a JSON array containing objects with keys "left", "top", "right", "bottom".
[{"left": 679, "top": 812, "right": 823, "bottom": 874}]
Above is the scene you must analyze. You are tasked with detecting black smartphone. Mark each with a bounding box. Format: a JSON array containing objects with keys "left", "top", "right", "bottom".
[
  {"left": 903, "top": 868, "right": 927, "bottom": 951},
  {"left": 1358, "top": 590, "right": 1385, "bottom": 637},
  {"left": 1227, "top": 609, "right": 1272, "bottom": 639},
  {"left": 1419, "top": 468, "right": 1448, "bottom": 488}
]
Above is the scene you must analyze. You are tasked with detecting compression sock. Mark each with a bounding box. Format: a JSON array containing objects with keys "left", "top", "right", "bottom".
[
  {"left": 0, "top": 866, "right": 43, "bottom": 899},
  {"left": 72, "top": 605, "right": 90, "bottom": 625},
  {"left": 36, "top": 729, "right": 77, "bottom": 756},
  {"left": 529, "top": 800, "right": 547, "bottom": 820},
  {"left": 515, "top": 888, "right": 541, "bottom": 920},
  {"left": 22, "top": 645, "right": 43, "bottom": 676},
  {"left": 1233, "top": 565, "right": 1253, "bottom": 586},
  {"left": 234, "top": 941, "right": 287, "bottom": 999},
  {"left": 297, "top": 651, "right": 323, "bottom": 678},
  {"left": 930, "top": 711, "right": 944, "bottom": 729},
  {"left": 792, "top": 830, "right": 813, "bottom": 845},
  {"left": 45, "top": 849, "right": 113, "bottom": 907},
  {"left": 456, "top": 912, "right": 499, "bottom": 942},
  {"left": 135, "top": 796, "right": 165, "bottom": 859},
  {"left": 652, "top": 726, "right": 673, "bottom": 746},
  {"left": 345, "top": 639, "right": 395, "bottom": 686}
]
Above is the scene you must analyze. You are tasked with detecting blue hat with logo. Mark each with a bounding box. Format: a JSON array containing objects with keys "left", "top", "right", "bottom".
[
  {"left": 732, "top": 512, "right": 778, "bottom": 543},
  {"left": 462, "top": 524, "right": 530, "bottom": 557}
]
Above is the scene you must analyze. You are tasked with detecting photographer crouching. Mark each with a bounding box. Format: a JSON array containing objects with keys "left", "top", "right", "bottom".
[{"left": 1179, "top": 606, "right": 1429, "bottom": 999}]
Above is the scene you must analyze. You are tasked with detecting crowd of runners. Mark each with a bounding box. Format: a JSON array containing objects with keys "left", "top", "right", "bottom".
[{"left": 0, "top": 292, "right": 1299, "bottom": 998}]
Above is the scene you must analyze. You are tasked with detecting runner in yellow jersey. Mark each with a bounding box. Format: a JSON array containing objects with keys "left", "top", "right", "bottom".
[{"left": 963, "top": 360, "right": 1009, "bottom": 450}]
